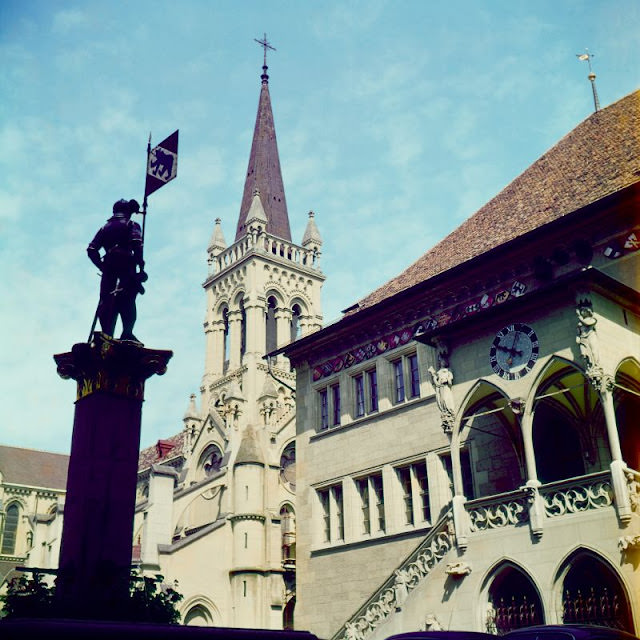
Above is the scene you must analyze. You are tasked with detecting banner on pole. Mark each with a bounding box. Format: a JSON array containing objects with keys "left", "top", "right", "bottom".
[{"left": 145, "top": 130, "right": 179, "bottom": 198}]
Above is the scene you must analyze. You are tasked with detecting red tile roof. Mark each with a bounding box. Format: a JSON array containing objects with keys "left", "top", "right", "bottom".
[
  {"left": 351, "top": 89, "right": 640, "bottom": 314},
  {"left": 138, "top": 432, "right": 184, "bottom": 470},
  {"left": 0, "top": 445, "right": 69, "bottom": 490}
]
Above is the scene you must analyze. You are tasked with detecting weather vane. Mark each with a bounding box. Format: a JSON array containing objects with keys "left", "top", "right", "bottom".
[
  {"left": 576, "top": 48, "right": 600, "bottom": 112},
  {"left": 255, "top": 33, "right": 276, "bottom": 68}
]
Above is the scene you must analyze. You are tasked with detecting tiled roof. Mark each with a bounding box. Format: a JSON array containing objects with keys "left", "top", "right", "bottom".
[
  {"left": 138, "top": 432, "right": 185, "bottom": 470},
  {"left": 0, "top": 445, "right": 69, "bottom": 490},
  {"left": 235, "top": 69, "right": 292, "bottom": 242},
  {"left": 352, "top": 89, "right": 640, "bottom": 314}
]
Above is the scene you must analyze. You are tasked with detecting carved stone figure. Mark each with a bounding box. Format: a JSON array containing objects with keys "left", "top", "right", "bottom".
[
  {"left": 424, "top": 614, "right": 443, "bottom": 631},
  {"left": 626, "top": 470, "right": 640, "bottom": 511},
  {"left": 576, "top": 302, "right": 600, "bottom": 371},
  {"left": 445, "top": 561, "right": 472, "bottom": 576},
  {"left": 428, "top": 360, "right": 456, "bottom": 433},
  {"left": 393, "top": 568, "right": 410, "bottom": 608},
  {"left": 87, "top": 198, "right": 147, "bottom": 341},
  {"left": 344, "top": 621, "right": 363, "bottom": 640},
  {"left": 486, "top": 602, "right": 498, "bottom": 635}
]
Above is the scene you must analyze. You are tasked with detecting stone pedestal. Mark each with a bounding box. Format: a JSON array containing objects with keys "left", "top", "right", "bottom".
[{"left": 53, "top": 333, "right": 172, "bottom": 618}]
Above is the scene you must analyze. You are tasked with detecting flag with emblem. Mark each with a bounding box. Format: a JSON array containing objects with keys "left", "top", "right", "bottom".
[{"left": 145, "top": 130, "right": 179, "bottom": 198}]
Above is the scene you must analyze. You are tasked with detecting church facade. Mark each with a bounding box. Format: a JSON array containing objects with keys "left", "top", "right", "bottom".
[
  {"left": 0, "top": 60, "right": 324, "bottom": 629},
  {"left": 281, "top": 90, "right": 640, "bottom": 639},
  {"left": 131, "top": 60, "right": 324, "bottom": 628}
]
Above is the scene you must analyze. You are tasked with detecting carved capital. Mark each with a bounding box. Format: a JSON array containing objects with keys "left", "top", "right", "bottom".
[{"left": 54, "top": 333, "right": 172, "bottom": 401}]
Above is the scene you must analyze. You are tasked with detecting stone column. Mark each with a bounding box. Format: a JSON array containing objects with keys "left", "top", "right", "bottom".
[
  {"left": 53, "top": 333, "right": 172, "bottom": 618},
  {"left": 450, "top": 422, "right": 468, "bottom": 550},
  {"left": 275, "top": 308, "right": 291, "bottom": 366},
  {"left": 600, "top": 379, "right": 632, "bottom": 522}
]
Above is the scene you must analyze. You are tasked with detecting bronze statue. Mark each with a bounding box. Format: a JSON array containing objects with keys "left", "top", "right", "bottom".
[{"left": 87, "top": 199, "right": 147, "bottom": 342}]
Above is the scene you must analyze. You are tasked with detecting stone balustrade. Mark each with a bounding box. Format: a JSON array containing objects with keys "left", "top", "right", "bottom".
[{"left": 210, "top": 232, "right": 321, "bottom": 276}]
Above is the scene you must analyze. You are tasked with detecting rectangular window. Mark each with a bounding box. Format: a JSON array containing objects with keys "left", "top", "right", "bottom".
[
  {"left": 355, "top": 375, "right": 365, "bottom": 418},
  {"left": 397, "top": 466, "right": 413, "bottom": 525},
  {"left": 371, "top": 474, "right": 385, "bottom": 533},
  {"left": 393, "top": 359, "right": 405, "bottom": 403},
  {"left": 368, "top": 368, "right": 379, "bottom": 412},
  {"left": 356, "top": 478, "right": 370, "bottom": 534},
  {"left": 333, "top": 485, "right": 344, "bottom": 541},
  {"left": 319, "top": 388, "right": 329, "bottom": 431},
  {"left": 397, "top": 462, "right": 431, "bottom": 526},
  {"left": 408, "top": 353, "right": 420, "bottom": 398},
  {"left": 355, "top": 474, "right": 385, "bottom": 536},
  {"left": 319, "top": 488, "right": 330, "bottom": 542},
  {"left": 332, "top": 384, "right": 341, "bottom": 426},
  {"left": 414, "top": 462, "right": 430, "bottom": 522}
]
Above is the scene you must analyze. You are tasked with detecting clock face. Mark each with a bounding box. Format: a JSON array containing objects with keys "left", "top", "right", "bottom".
[{"left": 489, "top": 323, "right": 539, "bottom": 380}]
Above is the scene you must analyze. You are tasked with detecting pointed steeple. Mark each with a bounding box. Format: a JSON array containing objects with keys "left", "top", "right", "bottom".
[
  {"left": 302, "top": 211, "right": 322, "bottom": 247},
  {"left": 235, "top": 57, "right": 291, "bottom": 242},
  {"left": 208, "top": 218, "right": 227, "bottom": 254}
]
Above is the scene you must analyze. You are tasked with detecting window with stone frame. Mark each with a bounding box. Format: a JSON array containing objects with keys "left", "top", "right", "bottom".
[
  {"left": 355, "top": 473, "right": 385, "bottom": 536},
  {"left": 1, "top": 503, "right": 20, "bottom": 555},
  {"left": 354, "top": 366, "right": 379, "bottom": 418},
  {"left": 318, "top": 387, "right": 329, "bottom": 430},
  {"left": 331, "top": 383, "right": 341, "bottom": 426},
  {"left": 396, "top": 461, "right": 431, "bottom": 526},
  {"left": 317, "top": 483, "right": 344, "bottom": 543},
  {"left": 392, "top": 352, "right": 421, "bottom": 404}
]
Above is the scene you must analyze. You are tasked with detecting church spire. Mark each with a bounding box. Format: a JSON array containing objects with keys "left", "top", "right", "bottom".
[{"left": 235, "top": 37, "right": 291, "bottom": 242}]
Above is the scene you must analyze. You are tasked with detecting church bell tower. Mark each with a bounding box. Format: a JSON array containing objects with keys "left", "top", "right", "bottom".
[{"left": 198, "top": 50, "right": 324, "bottom": 628}]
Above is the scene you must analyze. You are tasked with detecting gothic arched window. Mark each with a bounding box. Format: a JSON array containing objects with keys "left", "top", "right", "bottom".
[
  {"left": 290, "top": 304, "right": 302, "bottom": 342},
  {"left": 240, "top": 300, "right": 247, "bottom": 359},
  {"left": 265, "top": 296, "right": 277, "bottom": 353},
  {"left": 487, "top": 565, "right": 543, "bottom": 634},
  {"left": 280, "top": 441, "right": 296, "bottom": 492},
  {"left": 1, "top": 503, "right": 20, "bottom": 555},
  {"left": 222, "top": 307, "right": 230, "bottom": 372}
]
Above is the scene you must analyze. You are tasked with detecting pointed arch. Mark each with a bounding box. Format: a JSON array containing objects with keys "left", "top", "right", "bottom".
[
  {"left": 615, "top": 357, "right": 640, "bottom": 470},
  {"left": 1, "top": 502, "right": 21, "bottom": 555},
  {"left": 553, "top": 547, "right": 634, "bottom": 632},
  {"left": 181, "top": 595, "right": 222, "bottom": 626},
  {"left": 479, "top": 559, "right": 545, "bottom": 633},
  {"left": 529, "top": 357, "right": 607, "bottom": 483},
  {"left": 456, "top": 380, "right": 525, "bottom": 497}
]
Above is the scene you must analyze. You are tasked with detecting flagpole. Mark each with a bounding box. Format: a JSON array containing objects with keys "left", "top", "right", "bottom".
[{"left": 142, "top": 132, "right": 151, "bottom": 244}]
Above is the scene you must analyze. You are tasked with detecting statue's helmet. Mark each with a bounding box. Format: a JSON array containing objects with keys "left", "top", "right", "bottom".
[
  {"left": 113, "top": 199, "right": 129, "bottom": 214},
  {"left": 128, "top": 199, "right": 141, "bottom": 214}
]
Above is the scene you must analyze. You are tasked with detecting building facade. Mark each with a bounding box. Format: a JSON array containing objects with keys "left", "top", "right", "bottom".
[
  {"left": 0, "top": 446, "right": 68, "bottom": 588},
  {"left": 0, "top": 60, "right": 324, "bottom": 629},
  {"left": 131, "top": 59, "right": 324, "bottom": 628},
  {"left": 282, "top": 90, "right": 640, "bottom": 639}
]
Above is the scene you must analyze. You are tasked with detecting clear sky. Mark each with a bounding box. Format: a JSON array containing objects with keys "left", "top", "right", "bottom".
[{"left": 1, "top": 1, "right": 638, "bottom": 455}]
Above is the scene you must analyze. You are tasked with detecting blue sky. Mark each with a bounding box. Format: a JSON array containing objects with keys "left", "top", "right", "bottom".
[{"left": 1, "top": 1, "right": 638, "bottom": 454}]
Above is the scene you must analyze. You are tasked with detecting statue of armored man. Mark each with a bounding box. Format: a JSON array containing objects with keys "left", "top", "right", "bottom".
[{"left": 87, "top": 198, "right": 148, "bottom": 342}]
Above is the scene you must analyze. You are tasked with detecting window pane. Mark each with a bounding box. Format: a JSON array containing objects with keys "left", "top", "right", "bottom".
[
  {"left": 333, "top": 485, "right": 344, "bottom": 540},
  {"left": 355, "top": 375, "right": 365, "bottom": 418},
  {"left": 1, "top": 504, "right": 19, "bottom": 555},
  {"left": 356, "top": 478, "right": 370, "bottom": 534},
  {"left": 397, "top": 467, "right": 413, "bottom": 524},
  {"left": 413, "top": 462, "right": 430, "bottom": 522},
  {"left": 409, "top": 354, "right": 420, "bottom": 398},
  {"left": 368, "top": 369, "right": 378, "bottom": 412},
  {"left": 319, "top": 490, "right": 330, "bottom": 542},
  {"left": 394, "top": 360, "right": 405, "bottom": 403},
  {"left": 332, "top": 384, "right": 341, "bottom": 426},
  {"left": 371, "top": 474, "right": 385, "bottom": 532},
  {"left": 320, "top": 389, "right": 328, "bottom": 430}
]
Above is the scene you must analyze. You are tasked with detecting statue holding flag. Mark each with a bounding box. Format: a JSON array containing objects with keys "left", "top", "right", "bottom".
[
  {"left": 87, "top": 130, "right": 179, "bottom": 343},
  {"left": 87, "top": 198, "right": 147, "bottom": 342}
]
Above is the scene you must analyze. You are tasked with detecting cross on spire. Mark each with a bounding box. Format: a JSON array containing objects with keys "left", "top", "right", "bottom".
[{"left": 255, "top": 33, "right": 276, "bottom": 68}]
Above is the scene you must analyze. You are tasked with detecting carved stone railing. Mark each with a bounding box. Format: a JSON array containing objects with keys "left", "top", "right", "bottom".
[
  {"left": 466, "top": 489, "right": 529, "bottom": 532},
  {"left": 540, "top": 471, "right": 614, "bottom": 518},
  {"left": 211, "top": 232, "right": 320, "bottom": 276},
  {"left": 331, "top": 512, "right": 454, "bottom": 640}
]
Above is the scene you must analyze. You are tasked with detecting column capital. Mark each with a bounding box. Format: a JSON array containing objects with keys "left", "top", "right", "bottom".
[{"left": 54, "top": 332, "right": 173, "bottom": 401}]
